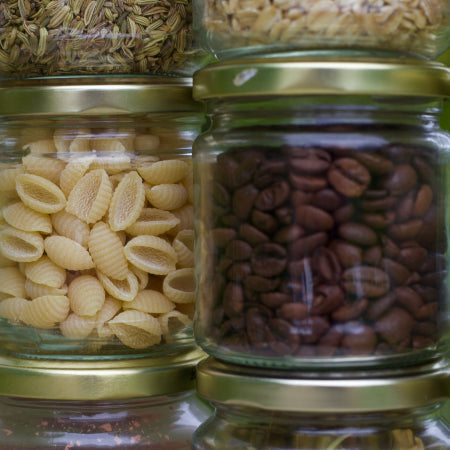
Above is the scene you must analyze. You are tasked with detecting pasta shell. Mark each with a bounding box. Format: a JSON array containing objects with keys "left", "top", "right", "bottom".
[
  {"left": 51, "top": 211, "right": 90, "bottom": 247},
  {"left": 0, "top": 168, "right": 25, "bottom": 192},
  {"left": 0, "top": 267, "right": 26, "bottom": 298},
  {"left": 124, "top": 235, "right": 177, "bottom": 275},
  {"left": 20, "top": 295, "right": 70, "bottom": 328},
  {"left": 3, "top": 202, "right": 52, "bottom": 234},
  {"left": 172, "top": 229, "right": 194, "bottom": 268},
  {"left": 181, "top": 162, "right": 194, "bottom": 204},
  {"left": 44, "top": 235, "right": 94, "bottom": 270},
  {"left": 60, "top": 312, "right": 96, "bottom": 339},
  {"left": 0, "top": 297, "right": 29, "bottom": 321},
  {"left": 69, "top": 136, "right": 91, "bottom": 153},
  {"left": 125, "top": 208, "right": 179, "bottom": 236},
  {"left": 158, "top": 310, "right": 192, "bottom": 336},
  {"left": 0, "top": 227, "right": 44, "bottom": 262},
  {"left": 66, "top": 169, "right": 112, "bottom": 224},
  {"left": 108, "top": 310, "right": 162, "bottom": 349},
  {"left": 88, "top": 222, "right": 128, "bottom": 280},
  {"left": 146, "top": 184, "right": 187, "bottom": 211},
  {"left": 91, "top": 138, "right": 126, "bottom": 153},
  {"left": 137, "top": 160, "right": 188, "bottom": 185},
  {"left": 163, "top": 268, "right": 195, "bottom": 303},
  {"left": 167, "top": 204, "right": 194, "bottom": 236},
  {"left": 97, "top": 270, "right": 139, "bottom": 302},
  {"left": 95, "top": 296, "right": 122, "bottom": 338},
  {"left": 25, "top": 279, "right": 68, "bottom": 298},
  {"left": 24, "top": 256, "right": 66, "bottom": 288},
  {"left": 123, "top": 290, "right": 175, "bottom": 314},
  {"left": 108, "top": 171, "right": 145, "bottom": 231},
  {"left": 59, "top": 155, "right": 95, "bottom": 197},
  {"left": 134, "top": 134, "right": 160, "bottom": 152},
  {"left": 26, "top": 139, "right": 57, "bottom": 155},
  {"left": 68, "top": 275, "right": 105, "bottom": 317},
  {"left": 22, "top": 154, "right": 66, "bottom": 185},
  {"left": 130, "top": 264, "right": 149, "bottom": 291},
  {"left": 16, "top": 174, "right": 66, "bottom": 214},
  {"left": 90, "top": 153, "right": 132, "bottom": 175}
]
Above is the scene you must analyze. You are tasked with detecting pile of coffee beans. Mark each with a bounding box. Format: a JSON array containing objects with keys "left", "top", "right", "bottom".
[{"left": 199, "top": 142, "right": 446, "bottom": 362}]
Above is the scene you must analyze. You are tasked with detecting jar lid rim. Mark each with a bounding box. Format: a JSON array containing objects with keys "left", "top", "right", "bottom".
[
  {"left": 193, "top": 57, "right": 450, "bottom": 100},
  {"left": 0, "top": 348, "right": 205, "bottom": 400},
  {"left": 196, "top": 358, "right": 450, "bottom": 413},
  {"left": 0, "top": 76, "right": 204, "bottom": 116}
]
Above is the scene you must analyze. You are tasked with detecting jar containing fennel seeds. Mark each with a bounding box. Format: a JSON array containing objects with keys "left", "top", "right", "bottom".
[
  {"left": 0, "top": 76, "right": 205, "bottom": 360},
  {"left": 192, "top": 358, "right": 450, "bottom": 449},
  {"left": 194, "top": 0, "right": 449, "bottom": 60},
  {"left": 192, "top": 58, "right": 450, "bottom": 371},
  {"left": 0, "top": 0, "right": 212, "bottom": 78}
]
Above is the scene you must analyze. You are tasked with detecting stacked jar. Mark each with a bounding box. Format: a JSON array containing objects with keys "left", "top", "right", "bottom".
[{"left": 190, "top": 1, "right": 450, "bottom": 443}]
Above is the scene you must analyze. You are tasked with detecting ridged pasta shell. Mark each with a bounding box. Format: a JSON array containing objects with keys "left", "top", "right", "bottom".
[
  {"left": 137, "top": 160, "right": 188, "bottom": 185},
  {"left": 88, "top": 222, "right": 128, "bottom": 280},
  {"left": 44, "top": 235, "right": 94, "bottom": 270},
  {"left": 20, "top": 295, "right": 70, "bottom": 328},
  {"left": 0, "top": 227, "right": 44, "bottom": 262},
  {"left": 158, "top": 310, "right": 192, "bottom": 336},
  {"left": 0, "top": 267, "right": 26, "bottom": 298},
  {"left": 24, "top": 256, "right": 66, "bottom": 288},
  {"left": 130, "top": 264, "right": 149, "bottom": 291},
  {"left": 108, "top": 171, "right": 145, "bottom": 231},
  {"left": 163, "top": 268, "right": 195, "bottom": 304},
  {"left": 97, "top": 270, "right": 139, "bottom": 302},
  {"left": 90, "top": 153, "right": 132, "bottom": 175},
  {"left": 95, "top": 296, "right": 122, "bottom": 338},
  {"left": 60, "top": 312, "right": 96, "bottom": 339},
  {"left": 108, "top": 310, "right": 162, "bottom": 349},
  {"left": 0, "top": 297, "right": 29, "bottom": 321},
  {"left": 0, "top": 168, "right": 24, "bottom": 193},
  {"left": 167, "top": 204, "right": 194, "bottom": 236},
  {"left": 51, "top": 211, "right": 90, "bottom": 247},
  {"left": 125, "top": 208, "right": 180, "bottom": 236},
  {"left": 146, "top": 184, "right": 187, "bottom": 211},
  {"left": 25, "top": 279, "right": 68, "bottom": 298},
  {"left": 16, "top": 173, "right": 66, "bottom": 214},
  {"left": 124, "top": 235, "right": 177, "bottom": 275},
  {"left": 3, "top": 202, "right": 52, "bottom": 234},
  {"left": 134, "top": 134, "right": 160, "bottom": 152},
  {"left": 66, "top": 169, "right": 112, "bottom": 224},
  {"left": 22, "top": 154, "right": 66, "bottom": 185},
  {"left": 123, "top": 290, "right": 175, "bottom": 314},
  {"left": 91, "top": 138, "right": 126, "bottom": 153},
  {"left": 172, "top": 230, "right": 194, "bottom": 268},
  {"left": 181, "top": 164, "right": 194, "bottom": 204},
  {"left": 59, "top": 155, "right": 95, "bottom": 197},
  {"left": 68, "top": 275, "right": 105, "bottom": 317},
  {"left": 26, "top": 139, "right": 57, "bottom": 155},
  {"left": 69, "top": 136, "right": 91, "bottom": 153}
]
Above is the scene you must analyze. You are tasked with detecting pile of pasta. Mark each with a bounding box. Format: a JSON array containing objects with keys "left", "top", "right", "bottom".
[{"left": 0, "top": 129, "right": 196, "bottom": 350}]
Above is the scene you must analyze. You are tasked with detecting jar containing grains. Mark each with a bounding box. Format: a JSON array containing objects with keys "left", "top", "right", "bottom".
[
  {"left": 0, "top": 76, "right": 205, "bottom": 360},
  {"left": 0, "top": 0, "right": 212, "bottom": 79},
  {"left": 194, "top": 0, "right": 449, "bottom": 60},
  {"left": 192, "top": 357, "right": 450, "bottom": 449},
  {"left": 192, "top": 57, "right": 450, "bottom": 370},
  {"left": 0, "top": 349, "right": 213, "bottom": 449}
]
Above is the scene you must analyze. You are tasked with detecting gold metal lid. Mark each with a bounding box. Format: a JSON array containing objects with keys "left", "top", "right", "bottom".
[
  {"left": 0, "top": 348, "right": 205, "bottom": 400},
  {"left": 0, "top": 76, "right": 203, "bottom": 116},
  {"left": 196, "top": 358, "right": 450, "bottom": 413},
  {"left": 193, "top": 57, "right": 450, "bottom": 100}
]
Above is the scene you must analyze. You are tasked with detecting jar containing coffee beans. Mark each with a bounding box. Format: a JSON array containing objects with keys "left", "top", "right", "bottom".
[
  {"left": 193, "top": 58, "right": 450, "bottom": 370},
  {"left": 192, "top": 357, "right": 450, "bottom": 449},
  {"left": 0, "top": 76, "right": 205, "bottom": 360},
  {"left": 0, "top": 348, "right": 213, "bottom": 449}
]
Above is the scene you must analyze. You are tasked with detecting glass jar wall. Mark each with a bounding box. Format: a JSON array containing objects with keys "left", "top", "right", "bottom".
[
  {"left": 192, "top": 358, "right": 450, "bottom": 449},
  {"left": 0, "top": 77, "right": 205, "bottom": 360},
  {"left": 192, "top": 58, "right": 450, "bottom": 370},
  {"left": 194, "top": 0, "right": 449, "bottom": 60}
]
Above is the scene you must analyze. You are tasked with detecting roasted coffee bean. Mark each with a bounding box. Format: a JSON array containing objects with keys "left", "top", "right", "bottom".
[
  {"left": 290, "top": 148, "right": 332, "bottom": 174},
  {"left": 354, "top": 151, "right": 393, "bottom": 175},
  {"left": 360, "top": 211, "right": 395, "bottom": 229},
  {"left": 260, "top": 292, "right": 291, "bottom": 309},
  {"left": 239, "top": 223, "right": 269, "bottom": 247},
  {"left": 382, "top": 164, "right": 418, "bottom": 195},
  {"left": 244, "top": 275, "right": 280, "bottom": 292},
  {"left": 223, "top": 283, "right": 244, "bottom": 317},
  {"left": 227, "top": 262, "right": 252, "bottom": 282},
  {"left": 212, "top": 181, "right": 231, "bottom": 209},
  {"left": 277, "top": 302, "right": 309, "bottom": 321},
  {"left": 317, "top": 326, "right": 343, "bottom": 356},
  {"left": 381, "top": 235, "right": 399, "bottom": 258},
  {"left": 342, "top": 266, "right": 390, "bottom": 298},
  {"left": 295, "top": 204, "right": 334, "bottom": 231},
  {"left": 310, "top": 284, "right": 345, "bottom": 315},
  {"left": 232, "top": 183, "right": 259, "bottom": 220},
  {"left": 332, "top": 297, "right": 368, "bottom": 322},
  {"left": 274, "top": 224, "right": 304, "bottom": 244},
  {"left": 313, "top": 247, "right": 342, "bottom": 282},
  {"left": 290, "top": 232, "right": 328, "bottom": 258},
  {"left": 222, "top": 214, "right": 240, "bottom": 228},
  {"left": 251, "top": 210, "right": 278, "bottom": 234},
  {"left": 327, "top": 158, "right": 371, "bottom": 197},
  {"left": 274, "top": 206, "right": 293, "bottom": 225},
  {"left": 381, "top": 258, "right": 411, "bottom": 285},
  {"left": 291, "top": 190, "right": 313, "bottom": 206},
  {"left": 341, "top": 322, "right": 377, "bottom": 355},
  {"left": 374, "top": 307, "right": 414, "bottom": 344},
  {"left": 366, "top": 293, "right": 397, "bottom": 321},
  {"left": 294, "top": 316, "right": 330, "bottom": 344},
  {"left": 338, "top": 222, "right": 378, "bottom": 246},
  {"left": 225, "top": 240, "right": 252, "bottom": 261},
  {"left": 333, "top": 203, "right": 355, "bottom": 223},
  {"left": 412, "top": 155, "right": 434, "bottom": 183},
  {"left": 253, "top": 159, "right": 287, "bottom": 189},
  {"left": 359, "top": 192, "right": 397, "bottom": 211},
  {"left": 246, "top": 307, "right": 272, "bottom": 348},
  {"left": 329, "top": 240, "right": 362, "bottom": 267},
  {"left": 289, "top": 172, "right": 328, "bottom": 192},
  {"left": 397, "top": 243, "right": 428, "bottom": 271},
  {"left": 212, "top": 228, "right": 236, "bottom": 247},
  {"left": 388, "top": 220, "right": 423, "bottom": 241},
  {"left": 394, "top": 286, "right": 423, "bottom": 318},
  {"left": 311, "top": 189, "right": 342, "bottom": 211},
  {"left": 269, "top": 318, "right": 300, "bottom": 354},
  {"left": 412, "top": 184, "right": 433, "bottom": 217},
  {"left": 255, "top": 180, "right": 290, "bottom": 211},
  {"left": 251, "top": 243, "right": 287, "bottom": 277},
  {"left": 362, "top": 246, "right": 383, "bottom": 266},
  {"left": 288, "top": 258, "right": 313, "bottom": 281},
  {"left": 231, "top": 154, "right": 263, "bottom": 187}
]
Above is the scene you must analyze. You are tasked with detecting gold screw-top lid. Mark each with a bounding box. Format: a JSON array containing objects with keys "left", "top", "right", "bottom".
[
  {"left": 0, "top": 76, "right": 203, "bottom": 116},
  {"left": 196, "top": 358, "right": 450, "bottom": 413},
  {"left": 0, "top": 348, "right": 205, "bottom": 400},
  {"left": 193, "top": 57, "right": 450, "bottom": 100}
]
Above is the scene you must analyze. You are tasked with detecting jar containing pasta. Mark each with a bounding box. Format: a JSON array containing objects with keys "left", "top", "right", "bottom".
[
  {"left": 192, "top": 57, "right": 450, "bottom": 371},
  {"left": 0, "top": 76, "right": 204, "bottom": 360},
  {"left": 0, "top": 348, "right": 213, "bottom": 449},
  {"left": 192, "top": 357, "right": 450, "bottom": 449},
  {"left": 0, "top": 0, "right": 213, "bottom": 79},
  {"left": 193, "top": 0, "right": 449, "bottom": 61}
]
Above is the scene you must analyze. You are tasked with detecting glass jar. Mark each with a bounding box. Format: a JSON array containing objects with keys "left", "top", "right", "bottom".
[
  {"left": 0, "top": 349, "right": 213, "bottom": 449},
  {"left": 193, "top": 0, "right": 450, "bottom": 61},
  {"left": 0, "top": 76, "right": 205, "bottom": 360},
  {"left": 0, "top": 0, "right": 213, "bottom": 79},
  {"left": 192, "top": 357, "right": 450, "bottom": 449},
  {"left": 193, "top": 58, "right": 450, "bottom": 370}
]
